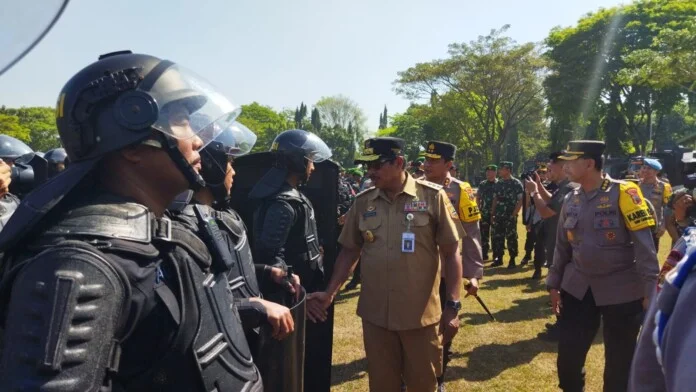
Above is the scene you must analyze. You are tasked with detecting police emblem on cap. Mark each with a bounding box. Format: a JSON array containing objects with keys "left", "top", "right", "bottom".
[{"left": 428, "top": 143, "right": 435, "bottom": 152}]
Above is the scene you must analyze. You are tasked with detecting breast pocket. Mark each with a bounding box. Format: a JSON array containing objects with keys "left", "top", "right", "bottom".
[
  {"left": 401, "top": 212, "right": 431, "bottom": 234},
  {"left": 359, "top": 215, "right": 383, "bottom": 244},
  {"left": 593, "top": 216, "right": 628, "bottom": 247},
  {"left": 563, "top": 216, "right": 579, "bottom": 243}
]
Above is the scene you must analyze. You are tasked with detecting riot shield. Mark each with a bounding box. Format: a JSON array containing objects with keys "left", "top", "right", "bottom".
[
  {"left": 255, "top": 288, "right": 307, "bottom": 392},
  {"left": 230, "top": 151, "right": 338, "bottom": 392}
]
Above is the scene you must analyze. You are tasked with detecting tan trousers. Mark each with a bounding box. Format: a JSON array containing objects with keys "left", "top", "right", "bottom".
[{"left": 362, "top": 320, "right": 443, "bottom": 392}]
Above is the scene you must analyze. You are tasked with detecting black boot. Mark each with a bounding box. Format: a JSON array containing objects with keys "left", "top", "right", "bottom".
[
  {"left": 507, "top": 258, "right": 517, "bottom": 269},
  {"left": 531, "top": 268, "right": 542, "bottom": 279},
  {"left": 491, "top": 256, "right": 503, "bottom": 267},
  {"left": 520, "top": 255, "right": 530, "bottom": 266}
]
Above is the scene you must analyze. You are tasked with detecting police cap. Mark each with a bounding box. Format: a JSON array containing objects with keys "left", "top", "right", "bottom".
[
  {"left": 424, "top": 141, "right": 456, "bottom": 160},
  {"left": 558, "top": 140, "right": 606, "bottom": 160},
  {"left": 354, "top": 137, "right": 405, "bottom": 164}
]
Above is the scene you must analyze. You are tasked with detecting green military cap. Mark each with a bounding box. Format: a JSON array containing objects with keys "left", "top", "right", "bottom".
[
  {"left": 559, "top": 140, "right": 606, "bottom": 160},
  {"left": 354, "top": 137, "right": 405, "bottom": 164},
  {"left": 485, "top": 164, "right": 498, "bottom": 171},
  {"left": 500, "top": 161, "right": 513, "bottom": 169},
  {"left": 424, "top": 141, "right": 456, "bottom": 160}
]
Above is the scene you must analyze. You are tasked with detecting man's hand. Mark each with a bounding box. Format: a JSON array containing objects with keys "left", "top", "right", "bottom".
[
  {"left": 439, "top": 308, "right": 460, "bottom": 344},
  {"left": 524, "top": 179, "right": 538, "bottom": 194},
  {"left": 549, "top": 289, "right": 562, "bottom": 316},
  {"left": 657, "top": 226, "right": 666, "bottom": 238},
  {"left": 464, "top": 278, "right": 479, "bottom": 297},
  {"left": 253, "top": 298, "right": 294, "bottom": 340},
  {"left": 270, "top": 267, "right": 302, "bottom": 301},
  {"left": 642, "top": 296, "right": 649, "bottom": 310},
  {"left": 674, "top": 194, "right": 694, "bottom": 221},
  {"left": 533, "top": 171, "right": 543, "bottom": 185},
  {"left": 526, "top": 224, "right": 532, "bottom": 233},
  {"left": 338, "top": 214, "right": 346, "bottom": 226},
  {"left": 306, "top": 291, "right": 333, "bottom": 323},
  {"left": 0, "top": 159, "right": 11, "bottom": 197}
]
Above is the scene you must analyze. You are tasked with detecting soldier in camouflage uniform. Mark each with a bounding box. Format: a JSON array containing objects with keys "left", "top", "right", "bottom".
[
  {"left": 477, "top": 164, "right": 498, "bottom": 260},
  {"left": 490, "top": 161, "right": 524, "bottom": 268}
]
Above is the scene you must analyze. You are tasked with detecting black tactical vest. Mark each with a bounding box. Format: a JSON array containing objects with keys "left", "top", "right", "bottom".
[
  {"left": 171, "top": 203, "right": 261, "bottom": 299},
  {"left": 260, "top": 187, "right": 322, "bottom": 286},
  {"left": 2, "top": 200, "right": 262, "bottom": 392}
]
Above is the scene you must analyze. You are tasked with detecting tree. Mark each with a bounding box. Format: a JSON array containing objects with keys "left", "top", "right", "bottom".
[
  {"left": 314, "top": 95, "right": 368, "bottom": 164},
  {"left": 310, "top": 108, "right": 322, "bottom": 132},
  {"left": 395, "top": 26, "right": 546, "bottom": 162},
  {"left": 544, "top": 0, "right": 696, "bottom": 155},
  {"left": 236, "top": 102, "right": 291, "bottom": 152},
  {"left": 379, "top": 105, "right": 388, "bottom": 129},
  {"left": 294, "top": 102, "right": 308, "bottom": 129},
  {"left": 0, "top": 113, "right": 30, "bottom": 142}
]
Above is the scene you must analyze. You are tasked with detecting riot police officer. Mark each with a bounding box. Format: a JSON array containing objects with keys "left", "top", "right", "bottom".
[
  {"left": 0, "top": 51, "right": 263, "bottom": 391},
  {"left": 250, "top": 128, "right": 332, "bottom": 392},
  {"left": 44, "top": 147, "right": 68, "bottom": 177}
]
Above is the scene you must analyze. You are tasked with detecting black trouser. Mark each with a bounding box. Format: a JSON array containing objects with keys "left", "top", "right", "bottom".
[
  {"left": 524, "top": 226, "right": 536, "bottom": 257},
  {"left": 532, "top": 223, "right": 546, "bottom": 271},
  {"left": 437, "top": 278, "right": 452, "bottom": 386},
  {"left": 557, "top": 289, "right": 643, "bottom": 392}
]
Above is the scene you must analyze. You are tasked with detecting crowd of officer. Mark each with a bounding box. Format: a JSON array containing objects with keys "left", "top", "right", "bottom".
[{"left": 1, "top": 49, "right": 694, "bottom": 392}]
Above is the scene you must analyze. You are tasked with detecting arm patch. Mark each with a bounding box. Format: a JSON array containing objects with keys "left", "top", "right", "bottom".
[{"left": 619, "top": 182, "right": 656, "bottom": 231}]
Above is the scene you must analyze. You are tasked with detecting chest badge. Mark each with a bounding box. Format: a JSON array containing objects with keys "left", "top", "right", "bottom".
[
  {"left": 600, "top": 196, "right": 609, "bottom": 203},
  {"left": 364, "top": 230, "right": 375, "bottom": 243},
  {"left": 605, "top": 231, "right": 617, "bottom": 241},
  {"left": 405, "top": 201, "right": 428, "bottom": 212}
]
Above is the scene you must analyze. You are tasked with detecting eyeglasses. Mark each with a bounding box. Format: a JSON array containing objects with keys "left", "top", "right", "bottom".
[{"left": 364, "top": 159, "right": 394, "bottom": 170}]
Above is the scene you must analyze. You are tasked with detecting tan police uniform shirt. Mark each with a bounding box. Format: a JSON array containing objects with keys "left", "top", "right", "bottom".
[
  {"left": 639, "top": 179, "right": 672, "bottom": 229},
  {"left": 339, "top": 173, "right": 463, "bottom": 330},
  {"left": 547, "top": 178, "right": 659, "bottom": 305},
  {"left": 441, "top": 174, "right": 484, "bottom": 279}
]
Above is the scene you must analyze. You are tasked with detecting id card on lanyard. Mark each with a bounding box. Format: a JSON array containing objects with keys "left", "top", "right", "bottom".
[{"left": 402, "top": 213, "right": 415, "bottom": 253}]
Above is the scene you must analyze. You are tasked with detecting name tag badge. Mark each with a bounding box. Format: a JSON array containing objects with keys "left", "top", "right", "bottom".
[
  {"left": 402, "top": 232, "right": 415, "bottom": 253},
  {"left": 404, "top": 201, "right": 428, "bottom": 212}
]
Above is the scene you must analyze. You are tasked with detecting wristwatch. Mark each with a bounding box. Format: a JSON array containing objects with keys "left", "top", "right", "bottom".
[{"left": 445, "top": 300, "right": 462, "bottom": 312}]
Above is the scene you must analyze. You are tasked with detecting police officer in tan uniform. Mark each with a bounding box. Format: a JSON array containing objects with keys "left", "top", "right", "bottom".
[
  {"left": 639, "top": 158, "right": 672, "bottom": 251},
  {"left": 547, "top": 140, "right": 659, "bottom": 392},
  {"left": 423, "top": 141, "right": 483, "bottom": 389},
  {"left": 308, "top": 137, "right": 464, "bottom": 392}
]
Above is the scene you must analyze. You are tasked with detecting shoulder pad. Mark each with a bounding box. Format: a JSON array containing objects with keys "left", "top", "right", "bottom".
[
  {"left": 416, "top": 179, "right": 443, "bottom": 190},
  {"left": 0, "top": 241, "right": 130, "bottom": 389},
  {"left": 355, "top": 187, "right": 376, "bottom": 199},
  {"left": 215, "top": 209, "right": 246, "bottom": 237}
]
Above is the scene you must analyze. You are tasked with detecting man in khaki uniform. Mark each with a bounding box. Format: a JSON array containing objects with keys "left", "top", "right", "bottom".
[
  {"left": 639, "top": 158, "right": 672, "bottom": 251},
  {"left": 308, "top": 137, "right": 464, "bottom": 392},
  {"left": 547, "top": 140, "right": 659, "bottom": 392},
  {"left": 423, "top": 141, "right": 483, "bottom": 389}
]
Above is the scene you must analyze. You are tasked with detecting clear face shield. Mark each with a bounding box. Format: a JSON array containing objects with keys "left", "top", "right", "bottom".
[
  {"left": 0, "top": 1, "right": 69, "bottom": 77},
  {"left": 208, "top": 121, "right": 257, "bottom": 158},
  {"left": 141, "top": 64, "right": 241, "bottom": 150},
  {"left": 297, "top": 131, "right": 332, "bottom": 163}
]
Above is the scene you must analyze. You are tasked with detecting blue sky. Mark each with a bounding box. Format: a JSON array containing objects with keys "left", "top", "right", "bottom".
[{"left": 0, "top": 0, "right": 625, "bottom": 132}]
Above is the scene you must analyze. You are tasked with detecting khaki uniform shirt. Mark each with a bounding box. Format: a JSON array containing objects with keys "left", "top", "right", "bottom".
[
  {"left": 339, "top": 173, "right": 462, "bottom": 330},
  {"left": 547, "top": 178, "right": 659, "bottom": 305},
  {"left": 639, "top": 179, "right": 672, "bottom": 229},
  {"left": 441, "top": 174, "right": 484, "bottom": 279}
]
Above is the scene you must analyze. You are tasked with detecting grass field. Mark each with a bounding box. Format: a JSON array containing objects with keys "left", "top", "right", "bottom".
[{"left": 329, "top": 219, "right": 671, "bottom": 392}]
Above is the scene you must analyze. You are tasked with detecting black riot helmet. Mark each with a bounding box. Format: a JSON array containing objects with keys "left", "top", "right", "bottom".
[
  {"left": 271, "top": 129, "right": 332, "bottom": 174},
  {"left": 249, "top": 129, "right": 331, "bottom": 199},
  {"left": 199, "top": 120, "right": 257, "bottom": 207},
  {"left": 0, "top": 135, "right": 33, "bottom": 163},
  {"left": 43, "top": 147, "right": 68, "bottom": 177},
  {"left": 0, "top": 50, "right": 241, "bottom": 250}
]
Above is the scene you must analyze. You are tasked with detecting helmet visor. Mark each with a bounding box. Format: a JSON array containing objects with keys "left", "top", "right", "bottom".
[
  {"left": 301, "top": 132, "right": 332, "bottom": 162},
  {"left": 142, "top": 64, "right": 241, "bottom": 150},
  {"left": 211, "top": 121, "right": 257, "bottom": 157},
  {"left": 0, "top": 1, "right": 68, "bottom": 77}
]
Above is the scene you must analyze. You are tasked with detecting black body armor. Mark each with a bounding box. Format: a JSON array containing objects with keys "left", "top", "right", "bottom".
[
  {"left": 0, "top": 194, "right": 262, "bottom": 391},
  {"left": 253, "top": 185, "right": 323, "bottom": 289}
]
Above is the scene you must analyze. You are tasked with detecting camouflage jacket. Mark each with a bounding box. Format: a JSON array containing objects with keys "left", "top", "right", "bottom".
[
  {"left": 477, "top": 179, "right": 497, "bottom": 219},
  {"left": 492, "top": 177, "right": 524, "bottom": 214}
]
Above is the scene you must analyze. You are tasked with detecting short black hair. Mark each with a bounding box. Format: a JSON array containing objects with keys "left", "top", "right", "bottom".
[
  {"left": 584, "top": 155, "right": 603, "bottom": 171},
  {"left": 549, "top": 151, "right": 563, "bottom": 162}
]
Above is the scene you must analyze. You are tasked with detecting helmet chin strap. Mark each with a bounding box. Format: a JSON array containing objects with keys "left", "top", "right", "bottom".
[{"left": 155, "top": 132, "right": 205, "bottom": 191}]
